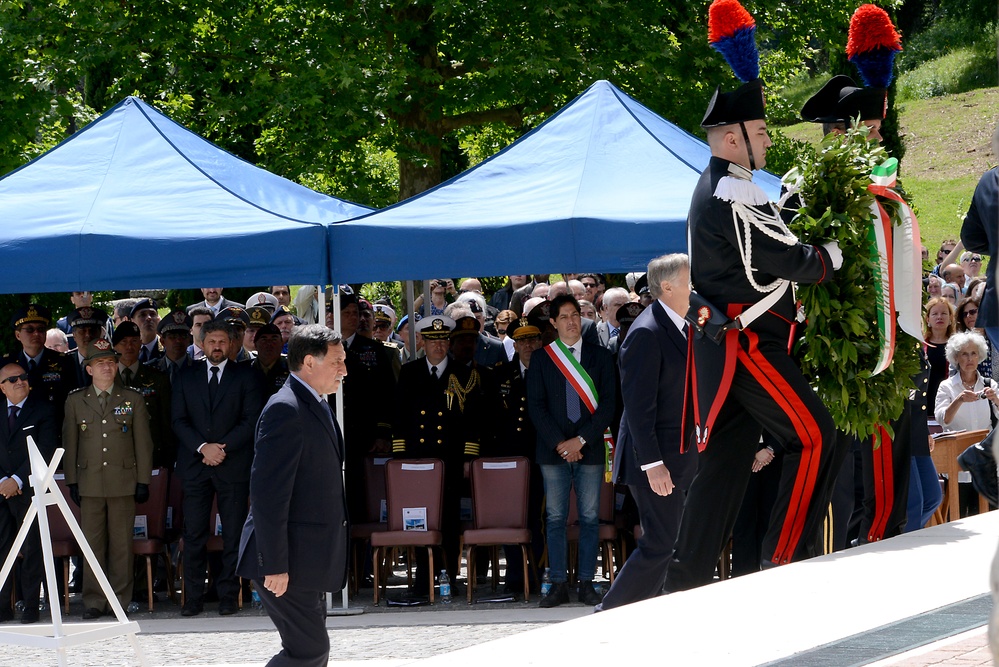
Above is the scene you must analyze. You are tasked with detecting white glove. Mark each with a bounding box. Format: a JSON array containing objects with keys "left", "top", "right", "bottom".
[{"left": 821, "top": 242, "right": 843, "bottom": 271}]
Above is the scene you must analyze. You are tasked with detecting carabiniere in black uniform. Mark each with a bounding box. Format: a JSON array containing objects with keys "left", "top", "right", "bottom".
[{"left": 665, "top": 68, "right": 842, "bottom": 593}]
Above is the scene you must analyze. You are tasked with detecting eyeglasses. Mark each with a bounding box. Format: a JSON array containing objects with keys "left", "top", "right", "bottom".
[
  {"left": 581, "top": 282, "right": 597, "bottom": 288},
  {"left": 968, "top": 256, "right": 982, "bottom": 262},
  {"left": 374, "top": 322, "right": 390, "bottom": 329},
  {"left": 963, "top": 308, "right": 979, "bottom": 317},
  {"left": 17, "top": 326, "right": 46, "bottom": 335},
  {"left": 0, "top": 374, "right": 29, "bottom": 385},
  {"left": 496, "top": 328, "right": 507, "bottom": 335}
]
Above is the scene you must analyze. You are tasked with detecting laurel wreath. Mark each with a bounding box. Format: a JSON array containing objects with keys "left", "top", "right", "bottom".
[{"left": 783, "top": 125, "right": 920, "bottom": 443}]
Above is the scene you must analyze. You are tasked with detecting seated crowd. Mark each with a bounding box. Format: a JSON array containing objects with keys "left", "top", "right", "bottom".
[{"left": 0, "top": 249, "right": 986, "bottom": 620}]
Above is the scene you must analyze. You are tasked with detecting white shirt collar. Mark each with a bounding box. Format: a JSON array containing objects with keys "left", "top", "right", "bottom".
[
  {"left": 289, "top": 372, "right": 325, "bottom": 403},
  {"left": 207, "top": 357, "right": 228, "bottom": 381},
  {"left": 658, "top": 299, "right": 688, "bottom": 334},
  {"left": 427, "top": 356, "right": 449, "bottom": 376},
  {"left": 558, "top": 338, "right": 582, "bottom": 361}
]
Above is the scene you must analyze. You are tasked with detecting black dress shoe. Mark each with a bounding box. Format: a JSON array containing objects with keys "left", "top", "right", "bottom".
[
  {"left": 577, "top": 581, "right": 603, "bottom": 606},
  {"left": 180, "top": 601, "right": 203, "bottom": 617},
  {"left": 217, "top": 599, "right": 239, "bottom": 616},
  {"left": 538, "top": 581, "right": 570, "bottom": 608},
  {"left": 20, "top": 607, "right": 39, "bottom": 624},
  {"left": 82, "top": 607, "right": 104, "bottom": 620}
]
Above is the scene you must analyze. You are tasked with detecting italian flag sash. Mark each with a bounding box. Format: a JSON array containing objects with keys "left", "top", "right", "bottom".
[
  {"left": 545, "top": 340, "right": 616, "bottom": 481},
  {"left": 866, "top": 158, "right": 925, "bottom": 376}
]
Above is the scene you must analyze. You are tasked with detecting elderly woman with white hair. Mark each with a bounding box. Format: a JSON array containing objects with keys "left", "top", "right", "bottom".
[{"left": 934, "top": 331, "right": 999, "bottom": 431}]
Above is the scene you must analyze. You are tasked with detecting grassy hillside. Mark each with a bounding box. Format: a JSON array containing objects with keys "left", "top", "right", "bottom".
[{"left": 779, "top": 86, "right": 998, "bottom": 251}]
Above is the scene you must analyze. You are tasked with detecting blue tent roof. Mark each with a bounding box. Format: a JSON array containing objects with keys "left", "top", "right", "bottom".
[
  {"left": 329, "top": 80, "right": 781, "bottom": 284},
  {"left": 0, "top": 96, "right": 372, "bottom": 292}
]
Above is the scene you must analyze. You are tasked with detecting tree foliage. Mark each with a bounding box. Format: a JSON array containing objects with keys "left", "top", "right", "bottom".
[{"left": 0, "top": 0, "right": 881, "bottom": 204}]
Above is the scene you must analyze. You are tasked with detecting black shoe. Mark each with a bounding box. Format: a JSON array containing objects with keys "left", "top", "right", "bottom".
[
  {"left": 20, "top": 607, "right": 39, "bottom": 624},
  {"left": 82, "top": 607, "right": 104, "bottom": 620},
  {"left": 180, "top": 600, "right": 203, "bottom": 617},
  {"left": 218, "top": 599, "right": 239, "bottom": 616},
  {"left": 538, "top": 582, "right": 570, "bottom": 608},
  {"left": 577, "top": 581, "right": 603, "bottom": 606}
]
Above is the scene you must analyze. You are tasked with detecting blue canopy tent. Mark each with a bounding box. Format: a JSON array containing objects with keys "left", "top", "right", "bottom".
[
  {"left": 329, "top": 80, "right": 782, "bottom": 284},
  {"left": 0, "top": 96, "right": 372, "bottom": 292}
]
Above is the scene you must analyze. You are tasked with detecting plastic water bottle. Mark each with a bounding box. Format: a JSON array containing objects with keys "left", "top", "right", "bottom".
[
  {"left": 439, "top": 569, "right": 452, "bottom": 604},
  {"left": 251, "top": 588, "right": 263, "bottom": 609},
  {"left": 541, "top": 568, "right": 552, "bottom": 598}
]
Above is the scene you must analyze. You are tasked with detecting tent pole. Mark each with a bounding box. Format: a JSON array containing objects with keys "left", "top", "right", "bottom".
[
  {"left": 405, "top": 280, "right": 417, "bottom": 358},
  {"left": 326, "top": 286, "right": 353, "bottom": 614}
]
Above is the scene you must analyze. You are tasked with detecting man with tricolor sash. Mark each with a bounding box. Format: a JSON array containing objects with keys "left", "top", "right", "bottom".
[{"left": 527, "top": 294, "right": 615, "bottom": 608}]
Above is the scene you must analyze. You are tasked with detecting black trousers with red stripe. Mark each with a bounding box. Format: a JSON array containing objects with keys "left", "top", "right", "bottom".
[
  {"left": 665, "top": 331, "right": 837, "bottom": 593},
  {"left": 857, "top": 406, "right": 912, "bottom": 543}
]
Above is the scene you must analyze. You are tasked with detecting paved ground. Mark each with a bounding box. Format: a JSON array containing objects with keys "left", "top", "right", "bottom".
[{"left": 1, "top": 513, "right": 997, "bottom": 666}]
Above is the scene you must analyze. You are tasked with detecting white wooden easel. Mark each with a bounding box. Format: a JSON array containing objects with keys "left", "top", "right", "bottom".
[{"left": 0, "top": 437, "right": 146, "bottom": 666}]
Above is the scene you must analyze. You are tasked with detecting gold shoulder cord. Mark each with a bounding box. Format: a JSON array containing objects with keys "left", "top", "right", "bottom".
[{"left": 445, "top": 370, "right": 481, "bottom": 413}]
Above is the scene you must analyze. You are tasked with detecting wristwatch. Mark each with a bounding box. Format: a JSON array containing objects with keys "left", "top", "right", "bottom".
[{"left": 578, "top": 435, "right": 587, "bottom": 447}]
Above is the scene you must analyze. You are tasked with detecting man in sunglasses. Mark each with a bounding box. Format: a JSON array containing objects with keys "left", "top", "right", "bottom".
[
  {"left": 960, "top": 252, "right": 984, "bottom": 280},
  {"left": 0, "top": 363, "right": 57, "bottom": 623},
  {"left": 1, "top": 305, "right": 79, "bottom": 432}
]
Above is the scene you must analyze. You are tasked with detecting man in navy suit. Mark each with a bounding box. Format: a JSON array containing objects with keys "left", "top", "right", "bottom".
[
  {"left": 596, "top": 254, "right": 698, "bottom": 611},
  {"left": 238, "top": 325, "right": 348, "bottom": 667},
  {"left": 527, "top": 294, "right": 615, "bottom": 608},
  {"left": 172, "top": 319, "right": 263, "bottom": 616},
  {"left": 0, "top": 363, "right": 57, "bottom": 623}
]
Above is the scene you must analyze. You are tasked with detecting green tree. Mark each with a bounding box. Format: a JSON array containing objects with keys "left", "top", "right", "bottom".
[{"left": 0, "top": 0, "right": 873, "bottom": 204}]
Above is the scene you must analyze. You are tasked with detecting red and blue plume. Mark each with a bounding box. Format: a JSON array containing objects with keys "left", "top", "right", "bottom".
[
  {"left": 847, "top": 4, "right": 903, "bottom": 88},
  {"left": 708, "top": 0, "right": 759, "bottom": 83}
]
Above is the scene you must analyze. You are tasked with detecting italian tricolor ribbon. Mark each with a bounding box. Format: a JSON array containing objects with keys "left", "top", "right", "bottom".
[
  {"left": 545, "top": 340, "right": 616, "bottom": 481},
  {"left": 866, "top": 158, "right": 925, "bottom": 376}
]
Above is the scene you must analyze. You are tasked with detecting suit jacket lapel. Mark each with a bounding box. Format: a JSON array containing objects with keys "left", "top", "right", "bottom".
[
  {"left": 291, "top": 378, "right": 342, "bottom": 459},
  {"left": 652, "top": 302, "right": 687, "bottom": 355}
]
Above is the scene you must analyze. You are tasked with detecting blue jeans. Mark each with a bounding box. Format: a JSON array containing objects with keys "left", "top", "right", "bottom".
[
  {"left": 905, "top": 456, "right": 942, "bottom": 532},
  {"left": 540, "top": 463, "right": 602, "bottom": 584}
]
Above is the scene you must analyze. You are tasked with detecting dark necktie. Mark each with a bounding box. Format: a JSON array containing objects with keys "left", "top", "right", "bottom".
[
  {"left": 8, "top": 406, "right": 18, "bottom": 433},
  {"left": 27, "top": 359, "right": 36, "bottom": 373},
  {"left": 209, "top": 366, "right": 220, "bottom": 404},
  {"left": 98, "top": 391, "right": 107, "bottom": 411},
  {"left": 139, "top": 346, "right": 149, "bottom": 363},
  {"left": 610, "top": 326, "right": 620, "bottom": 339},
  {"left": 565, "top": 347, "right": 580, "bottom": 423},
  {"left": 431, "top": 365, "right": 438, "bottom": 379},
  {"left": 682, "top": 323, "right": 689, "bottom": 340},
  {"left": 123, "top": 367, "right": 134, "bottom": 386}
]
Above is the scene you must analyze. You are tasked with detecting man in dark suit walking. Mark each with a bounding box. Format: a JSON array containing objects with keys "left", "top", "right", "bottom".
[
  {"left": 238, "top": 324, "right": 348, "bottom": 667},
  {"left": 527, "top": 294, "right": 615, "bottom": 608},
  {"left": 596, "top": 254, "right": 698, "bottom": 611},
  {"left": 173, "top": 319, "right": 263, "bottom": 616},
  {"left": 0, "top": 363, "right": 57, "bottom": 623}
]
